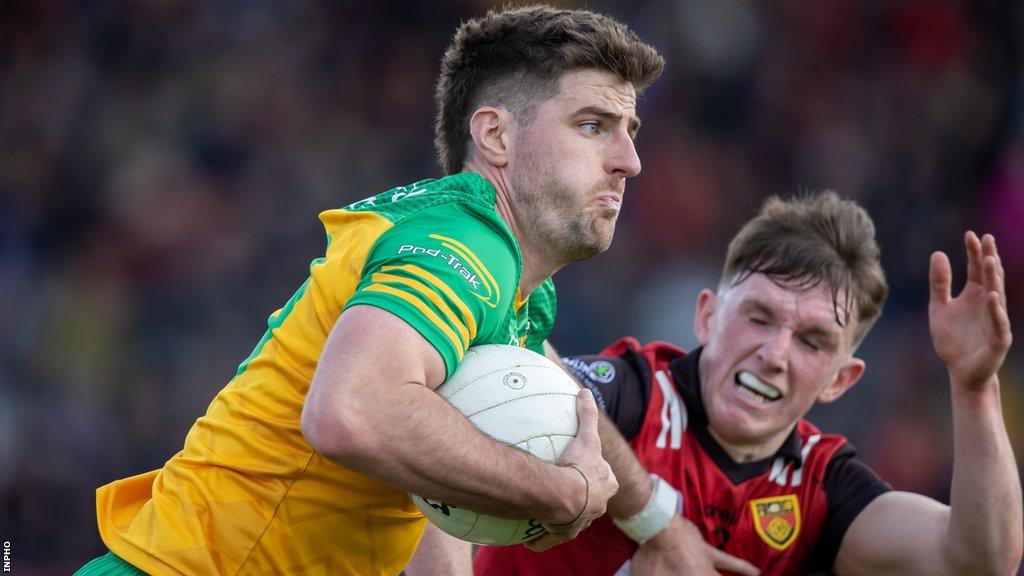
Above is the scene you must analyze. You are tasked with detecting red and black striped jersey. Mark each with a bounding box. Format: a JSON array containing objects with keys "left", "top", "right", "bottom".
[{"left": 474, "top": 338, "right": 890, "bottom": 576}]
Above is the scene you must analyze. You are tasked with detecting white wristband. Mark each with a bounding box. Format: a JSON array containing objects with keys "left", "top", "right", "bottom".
[{"left": 612, "top": 474, "right": 681, "bottom": 545}]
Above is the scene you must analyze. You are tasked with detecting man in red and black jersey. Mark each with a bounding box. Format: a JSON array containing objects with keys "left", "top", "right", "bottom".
[
  {"left": 463, "top": 193, "right": 1022, "bottom": 575},
  {"left": 475, "top": 339, "right": 886, "bottom": 575}
]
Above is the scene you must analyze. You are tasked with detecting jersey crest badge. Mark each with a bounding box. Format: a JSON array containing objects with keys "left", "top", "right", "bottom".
[
  {"left": 587, "top": 360, "right": 616, "bottom": 383},
  {"left": 750, "top": 494, "right": 801, "bottom": 551}
]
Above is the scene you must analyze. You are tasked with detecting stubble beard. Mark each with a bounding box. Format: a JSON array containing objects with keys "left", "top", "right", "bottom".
[{"left": 517, "top": 179, "right": 614, "bottom": 265}]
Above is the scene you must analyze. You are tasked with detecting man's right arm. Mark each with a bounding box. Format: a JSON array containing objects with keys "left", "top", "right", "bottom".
[{"left": 300, "top": 304, "right": 616, "bottom": 535}]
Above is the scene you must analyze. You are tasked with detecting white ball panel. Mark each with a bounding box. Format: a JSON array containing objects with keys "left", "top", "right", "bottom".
[
  {"left": 547, "top": 434, "right": 573, "bottom": 459},
  {"left": 516, "top": 435, "right": 555, "bottom": 461},
  {"left": 469, "top": 394, "right": 578, "bottom": 447},
  {"left": 441, "top": 365, "right": 579, "bottom": 414}
]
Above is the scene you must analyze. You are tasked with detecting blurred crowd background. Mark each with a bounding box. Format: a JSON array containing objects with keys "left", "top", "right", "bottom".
[{"left": 1, "top": 0, "right": 1022, "bottom": 572}]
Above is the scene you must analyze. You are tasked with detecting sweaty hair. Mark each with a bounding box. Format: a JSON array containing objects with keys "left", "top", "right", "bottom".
[
  {"left": 434, "top": 4, "right": 665, "bottom": 174},
  {"left": 722, "top": 192, "right": 889, "bottom": 347}
]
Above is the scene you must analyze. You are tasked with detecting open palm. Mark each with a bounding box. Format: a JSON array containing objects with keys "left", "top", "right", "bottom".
[{"left": 928, "top": 232, "right": 1012, "bottom": 390}]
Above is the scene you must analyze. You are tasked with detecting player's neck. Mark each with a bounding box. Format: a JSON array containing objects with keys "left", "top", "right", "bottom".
[
  {"left": 707, "top": 426, "right": 791, "bottom": 464},
  {"left": 466, "top": 165, "right": 562, "bottom": 295}
]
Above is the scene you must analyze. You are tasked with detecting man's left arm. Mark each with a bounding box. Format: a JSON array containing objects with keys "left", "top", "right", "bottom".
[
  {"left": 834, "top": 232, "right": 1023, "bottom": 576},
  {"left": 543, "top": 342, "right": 758, "bottom": 576}
]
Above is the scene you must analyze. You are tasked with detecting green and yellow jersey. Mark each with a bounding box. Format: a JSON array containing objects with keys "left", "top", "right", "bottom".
[{"left": 94, "top": 172, "right": 557, "bottom": 575}]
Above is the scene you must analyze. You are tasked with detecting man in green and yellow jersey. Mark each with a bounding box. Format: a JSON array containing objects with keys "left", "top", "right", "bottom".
[{"left": 76, "top": 5, "right": 665, "bottom": 575}]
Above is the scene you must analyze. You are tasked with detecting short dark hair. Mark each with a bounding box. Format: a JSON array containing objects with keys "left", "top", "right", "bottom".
[
  {"left": 722, "top": 191, "right": 889, "bottom": 346},
  {"left": 434, "top": 4, "right": 665, "bottom": 174}
]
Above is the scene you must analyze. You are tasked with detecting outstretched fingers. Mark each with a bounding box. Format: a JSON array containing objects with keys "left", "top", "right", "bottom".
[
  {"left": 981, "top": 235, "right": 1007, "bottom": 307},
  {"left": 984, "top": 255, "right": 1002, "bottom": 298},
  {"left": 930, "top": 251, "right": 952, "bottom": 307},
  {"left": 965, "top": 231, "right": 983, "bottom": 287}
]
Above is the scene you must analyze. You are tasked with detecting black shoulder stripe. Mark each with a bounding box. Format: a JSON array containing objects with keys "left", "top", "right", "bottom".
[{"left": 805, "top": 444, "right": 891, "bottom": 572}]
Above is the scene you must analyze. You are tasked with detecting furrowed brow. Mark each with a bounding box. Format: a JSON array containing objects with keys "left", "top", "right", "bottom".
[
  {"left": 745, "top": 297, "right": 842, "bottom": 346},
  {"left": 801, "top": 325, "right": 840, "bottom": 344},
  {"left": 743, "top": 299, "right": 777, "bottom": 319}
]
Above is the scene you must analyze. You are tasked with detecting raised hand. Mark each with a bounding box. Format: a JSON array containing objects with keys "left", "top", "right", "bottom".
[
  {"left": 528, "top": 388, "right": 619, "bottom": 551},
  {"left": 928, "top": 232, "right": 1013, "bottom": 390}
]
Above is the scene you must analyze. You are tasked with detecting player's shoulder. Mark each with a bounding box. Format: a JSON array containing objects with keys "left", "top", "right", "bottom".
[
  {"left": 795, "top": 419, "right": 850, "bottom": 460},
  {"left": 362, "top": 174, "right": 515, "bottom": 250},
  {"left": 338, "top": 172, "right": 499, "bottom": 223},
  {"left": 324, "top": 172, "right": 520, "bottom": 268},
  {"left": 600, "top": 338, "right": 686, "bottom": 360},
  {"left": 795, "top": 419, "right": 847, "bottom": 446}
]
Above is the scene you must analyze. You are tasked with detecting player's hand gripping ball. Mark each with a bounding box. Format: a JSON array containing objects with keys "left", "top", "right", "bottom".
[{"left": 411, "top": 345, "right": 580, "bottom": 545}]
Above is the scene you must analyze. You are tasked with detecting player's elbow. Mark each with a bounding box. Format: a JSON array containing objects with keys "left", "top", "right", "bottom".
[
  {"left": 300, "top": 397, "right": 342, "bottom": 457},
  {"left": 300, "top": 390, "right": 375, "bottom": 464}
]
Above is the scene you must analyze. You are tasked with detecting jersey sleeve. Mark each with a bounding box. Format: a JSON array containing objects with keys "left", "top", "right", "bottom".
[
  {"left": 806, "top": 444, "right": 892, "bottom": 572},
  {"left": 560, "top": 353, "right": 649, "bottom": 440},
  {"left": 345, "top": 202, "right": 519, "bottom": 377},
  {"left": 523, "top": 277, "right": 557, "bottom": 355}
]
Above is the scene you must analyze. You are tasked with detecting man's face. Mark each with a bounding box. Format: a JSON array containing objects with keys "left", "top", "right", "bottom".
[
  {"left": 695, "top": 273, "right": 865, "bottom": 460},
  {"left": 506, "top": 68, "right": 641, "bottom": 262}
]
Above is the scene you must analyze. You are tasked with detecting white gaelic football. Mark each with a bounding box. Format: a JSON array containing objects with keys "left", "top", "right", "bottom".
[{"left": 411, "top": 344, "right": 581, "bottom": 545}]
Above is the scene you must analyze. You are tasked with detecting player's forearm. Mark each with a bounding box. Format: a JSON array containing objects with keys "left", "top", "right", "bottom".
[
  {"left": 598, "top": 412, "right": 653, "bottom": 518},
  {"left": 945, "top": 376, "right": 1023, "bottom": 575},
  {"left": 306, "top": 378, "right": 582, "bottom": 523}
]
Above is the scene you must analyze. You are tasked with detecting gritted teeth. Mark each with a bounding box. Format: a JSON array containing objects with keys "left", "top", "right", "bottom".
[
  {"left": 736, "top": 371, "right": 781, "bottom": 401},
  {"left": 737, "top": 385, "right": 769, "bottom": 405}
]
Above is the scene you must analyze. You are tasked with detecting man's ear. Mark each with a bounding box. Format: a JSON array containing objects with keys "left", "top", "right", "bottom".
[
  {"left": 817, "top": 357, "right": 865, "bottom": 404},
  {"left": 694, "top": 289, "right": 717, "bottom": 347},
  {"left": 467, "top": 106, "right": 511, "bottom": 168}
]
